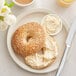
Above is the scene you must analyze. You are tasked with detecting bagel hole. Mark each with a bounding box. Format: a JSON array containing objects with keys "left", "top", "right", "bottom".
[
  {"left": 41, "top": 47, "right": 46, "bottom": 54},
  {"left": 37, "top": 48, "right": 44, "bottom": 55},
  {"left": 26, "top": 35, "right": 32, "bottom": 42}
]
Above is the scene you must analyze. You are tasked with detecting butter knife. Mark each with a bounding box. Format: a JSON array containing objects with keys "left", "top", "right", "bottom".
[{"left": 55, "top": 19, "right": 76, "bottom": 76}]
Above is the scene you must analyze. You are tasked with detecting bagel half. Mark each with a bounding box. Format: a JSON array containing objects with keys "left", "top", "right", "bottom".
[
  {"left": 25, "top": 36, "right": 58, "bottom": 69},
  {"left": 11, "top": 22, "right": 45, "bottom": 57}
]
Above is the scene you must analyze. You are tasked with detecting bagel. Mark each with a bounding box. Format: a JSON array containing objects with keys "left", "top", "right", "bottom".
[
  {"left": 11, "top": 22, "right": 45, "bottom": 57},
  {"left": 25, "top": 36, "right": 58, "bottom": 69}
]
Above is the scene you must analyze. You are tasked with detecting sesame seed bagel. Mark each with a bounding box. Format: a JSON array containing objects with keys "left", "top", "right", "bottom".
[{"left": 11, "top": 22, "right": 45, "bottom": 57}]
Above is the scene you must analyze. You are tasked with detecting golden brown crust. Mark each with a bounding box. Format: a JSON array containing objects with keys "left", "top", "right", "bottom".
[{"left": 11, "top": 22, "right": 45, "bottom": 57}]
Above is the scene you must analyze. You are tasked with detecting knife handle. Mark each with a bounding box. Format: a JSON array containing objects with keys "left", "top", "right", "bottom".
[
  {"left": 66, "top": 19, "right": 76, "bottom": 47},
  {"left": 55, "top": 46, "right": 69, "bottom": 76}
]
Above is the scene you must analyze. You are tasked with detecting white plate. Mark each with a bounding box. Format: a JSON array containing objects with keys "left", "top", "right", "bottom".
[{"left": 7, "top": 8, "right": 69, "bottom": 73}]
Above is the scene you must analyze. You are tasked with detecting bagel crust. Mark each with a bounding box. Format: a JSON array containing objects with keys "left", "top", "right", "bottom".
[{"left": 11, "top": 22, "right": 45, "bottom": 57}]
